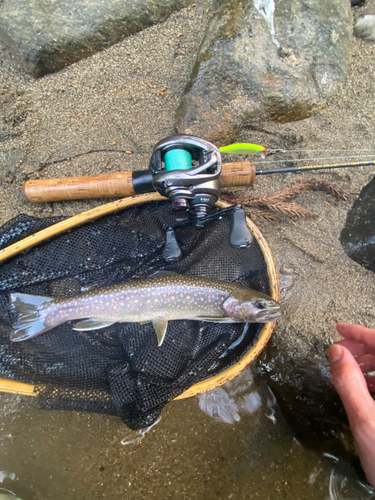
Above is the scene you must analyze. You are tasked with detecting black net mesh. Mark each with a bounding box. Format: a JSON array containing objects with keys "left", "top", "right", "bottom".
[{"left": 0, "top": 200, "right": 270, "bottom": 429}]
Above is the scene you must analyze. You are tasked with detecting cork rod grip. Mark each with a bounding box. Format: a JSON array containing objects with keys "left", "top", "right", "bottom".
[
  {"left": 23, "top": 161, "right": 256, "bottom": 203},
  {"left": 23, "top": 171, "right": 136, "bottom": 203}
]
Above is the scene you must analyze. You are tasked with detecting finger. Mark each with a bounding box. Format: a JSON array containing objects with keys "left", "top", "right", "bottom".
[
  {"left": 336, "top": 323, "right": 375, "bottom": 350},
  {"left": 355, "top": 354, "right": 375, "bottom": 374},
  {"left": 335, "top": 339, "right": 367, "bottom": 356},
  {"left": 329, "top": 343, "right": 375, "bottom": 488},
  {"left": 328, "top": 344, "right": 375, "bottom": 425}
]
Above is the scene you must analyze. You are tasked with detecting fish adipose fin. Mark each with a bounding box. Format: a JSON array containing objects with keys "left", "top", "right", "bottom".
[
  {"left": 73, "top": 319, "right": 116, "bottom": 331},
  {"left": 9, "top": 293, "right": 54, "bottom": 342},
  {"left": 152, "top": 319, "right": 168, "bottom": 346}
]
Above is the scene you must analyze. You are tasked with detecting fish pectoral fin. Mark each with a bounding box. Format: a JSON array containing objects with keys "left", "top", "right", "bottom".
[
  {"left": 152, "top": 319, "right": 168, "bottom": 347},
  {"left": 72, "top": 319, "right": 116, "bottom": 331}
]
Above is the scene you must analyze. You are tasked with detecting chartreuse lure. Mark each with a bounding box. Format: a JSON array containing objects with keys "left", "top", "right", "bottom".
[{"left": 219, "top": 143, "right": 267, "bottom": 155}]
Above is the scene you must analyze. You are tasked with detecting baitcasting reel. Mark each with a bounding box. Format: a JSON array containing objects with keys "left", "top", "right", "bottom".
[
  {"left": 148, "top": 135, "right": 253, "bottom": 260},
  {"left": 149, "top": 135, "right": 222, "bottom": 214}
]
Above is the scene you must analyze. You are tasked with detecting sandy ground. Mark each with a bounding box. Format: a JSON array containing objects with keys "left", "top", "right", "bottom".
[{"left": 0, "top": 0, "right": 375, "bottom": 499}]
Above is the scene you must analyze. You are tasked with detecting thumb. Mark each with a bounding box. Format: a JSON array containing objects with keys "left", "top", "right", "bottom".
[{"left": 328, "top": 344, "right": 375, "bottom": 426}]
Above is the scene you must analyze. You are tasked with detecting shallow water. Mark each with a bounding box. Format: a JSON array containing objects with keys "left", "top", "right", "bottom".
[{"left": 0, "top": 367, "right": 372, "bottom": 500}]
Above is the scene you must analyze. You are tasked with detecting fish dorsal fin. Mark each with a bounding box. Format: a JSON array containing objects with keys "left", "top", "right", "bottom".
[
  {"left": 152, "top": 319, "right": 168, "bottom": 346},
  {"left": 73, "top": 319, "right": 116, "bottom": 331},
  {"left": 146, "top": 270, "right": 178, "bottom": 279}
]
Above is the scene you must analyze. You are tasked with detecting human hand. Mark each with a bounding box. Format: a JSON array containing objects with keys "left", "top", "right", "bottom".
[{"left": 328, "top": 323, "right": 375, "bottom": 489}]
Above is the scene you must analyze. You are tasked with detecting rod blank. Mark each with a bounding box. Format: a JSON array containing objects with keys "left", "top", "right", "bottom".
[{"left": 256, "top": 160, "right": 375, "bottom": 175}]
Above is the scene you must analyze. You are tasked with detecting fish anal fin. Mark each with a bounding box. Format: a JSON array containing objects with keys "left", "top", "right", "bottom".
[
  {"left": 73, "top": 319, "right": 116, "bottom": 331},
  {"left": 152, "top": 319, "right": 168, "bottom": 346}
]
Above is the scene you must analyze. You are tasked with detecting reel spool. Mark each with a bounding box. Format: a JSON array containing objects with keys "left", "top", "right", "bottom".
[{"left": 150, "top": 135, "right": 222, "bottom": 214}]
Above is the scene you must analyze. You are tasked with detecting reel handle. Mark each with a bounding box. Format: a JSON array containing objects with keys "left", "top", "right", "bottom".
[{"left": 23, "top": 161, "right": 256, "bottom": 203}]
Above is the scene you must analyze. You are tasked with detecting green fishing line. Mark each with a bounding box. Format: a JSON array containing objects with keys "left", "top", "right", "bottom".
[{"left": 164, "top": 149, "right": 192, "bottom": 171}]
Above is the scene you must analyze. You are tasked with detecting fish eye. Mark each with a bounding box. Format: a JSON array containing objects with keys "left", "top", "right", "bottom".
[{"left": 256, "top": 300, "right": 267, "bottom": 310}]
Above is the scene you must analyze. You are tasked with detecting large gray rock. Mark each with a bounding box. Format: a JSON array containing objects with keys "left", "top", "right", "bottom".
[
  {"left": 257, "top": 337, "right": 356, "bottom": 460},
  {"left": 341, "top": 176, "right": 375, "bottom": 273},
  {"left": 0, "top": 0, "right": 192, "bottom": 77},
  {"left": 176, "top": 0, "right": 353, "bottom": 144}
]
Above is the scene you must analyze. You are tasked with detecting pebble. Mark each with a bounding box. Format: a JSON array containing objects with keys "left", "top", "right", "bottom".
[{"left": 354, "top": 15, "right": 375, "bottom": 41}]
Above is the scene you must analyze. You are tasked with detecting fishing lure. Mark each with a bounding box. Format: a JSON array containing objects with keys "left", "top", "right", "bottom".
[{"left": 219, "top": 143, "right": 267, "bottom": 155}]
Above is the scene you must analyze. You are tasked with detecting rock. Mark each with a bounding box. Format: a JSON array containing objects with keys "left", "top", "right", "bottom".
[
  {"left": 257, "top": 340, "right": 357, "bottom": 461},
  {"left": 176, "top": 0, "right": 353, "bottom": 144},
  {"left": 0, "top": 0, "right": 192, "bottom": 77},
  {"left": 340, "top": 176, "right": 375, "bottom": 273},
  {"left": 351, "top": 0, "right": 365, "bottom": 6},
  {"left": 354, "top": 15, "right": 375, "bottom": 41}
]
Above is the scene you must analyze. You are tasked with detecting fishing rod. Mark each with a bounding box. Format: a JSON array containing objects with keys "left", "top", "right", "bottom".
[
  {"left": 256, "top": 159, "right": 375, "bottom": 175},
  {"left": 22, "top": 135, "right": 375, "bottom": 204}
]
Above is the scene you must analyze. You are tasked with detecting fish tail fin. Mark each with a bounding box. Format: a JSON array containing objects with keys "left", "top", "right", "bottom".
[{"left": 9, "top": 293, "right": 54, "bottom": 342}]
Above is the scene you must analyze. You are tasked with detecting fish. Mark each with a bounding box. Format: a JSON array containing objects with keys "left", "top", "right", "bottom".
[{"left": 9, "top": 272, "right": 281, "bottom": 346}]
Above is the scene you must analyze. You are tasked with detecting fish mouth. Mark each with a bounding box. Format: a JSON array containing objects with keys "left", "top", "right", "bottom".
[{"left": 254, "top": 307, "right": 282, "bottom": 322}]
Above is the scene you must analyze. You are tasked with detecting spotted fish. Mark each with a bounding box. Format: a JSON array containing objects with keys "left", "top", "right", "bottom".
[{"left": 9, "top": 272, "right": 281, "bottom": 345}]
